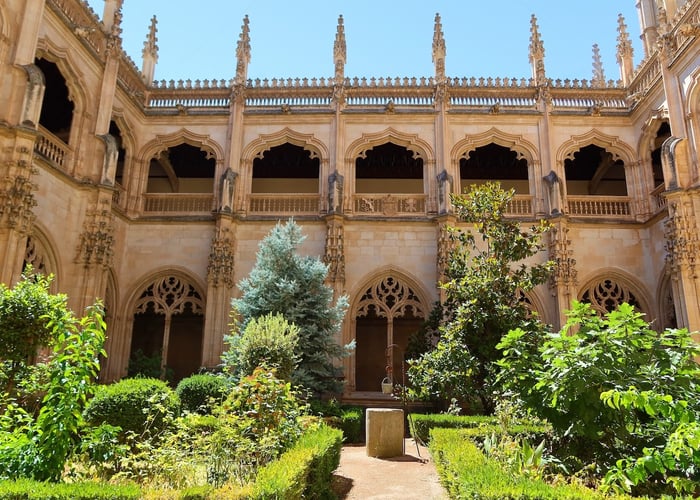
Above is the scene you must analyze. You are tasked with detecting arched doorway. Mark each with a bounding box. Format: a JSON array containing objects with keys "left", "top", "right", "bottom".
[
  {"left": 353, "top": 275, "right": 427, "bottom": 392},
  {"left": 129, "top": 275, "right": 205, "bottom": 382}
]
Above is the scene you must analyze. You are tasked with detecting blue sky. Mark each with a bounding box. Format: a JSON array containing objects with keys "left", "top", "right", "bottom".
[{"left": 86, "top": 1, "right": 643, "bottom": 83}]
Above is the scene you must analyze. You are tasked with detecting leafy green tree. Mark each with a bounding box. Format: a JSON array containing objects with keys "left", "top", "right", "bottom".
[
  {"left": 498, "top": 301, "right": 700, "bottom": 491},
  {"left": 228, "top": 220, "right": 349, "bottom": 396},
  {"left": 409, "top": 182, "right": 552, "bottom": 413},
  {"left": 0, "top": 270, "right": 67, "bottom": 396}
]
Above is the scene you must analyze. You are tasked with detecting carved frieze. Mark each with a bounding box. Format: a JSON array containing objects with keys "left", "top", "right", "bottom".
[
  {"left": 323, "top": 218, "right": 345, "bottom": 286},
  {"left": 664, "top": 200, "right": 699, "bottom": 275},
  {"left": 76, "top": 202, "right": 115, "bottom": 268},
  {"left": 207, "top": 230, "right": 235, "bottom": 288},
  {"left": 0, "top": 153, "right": 38, "bottom": 234},
  {"left": 548, "top": 223, "right": 577, "bottom": 290}
]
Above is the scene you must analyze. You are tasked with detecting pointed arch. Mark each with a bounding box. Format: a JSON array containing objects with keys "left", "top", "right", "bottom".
[
  {"left": 24, "top": 223, "right": 61, "bottom": 290},
  {"left": 577, "top": 267, "right": 651, "bottom": 317},
  {"left": 556, "top": 129, "right": 636, "bottom": 165},
  {"left": 451, "top": 127, "right": 538, "bottom": 165},
  {"left": 138, "top": 128, "right": 224, "bottom": 163},
  {"left": 241, "top": 127, "right": 328, "bottom": 162},
  {"left": 34, "top": 40, "right": 88, "bottom": 121},
  {"left": 346, "top": 127, "right": 434, "bottom": 162}
]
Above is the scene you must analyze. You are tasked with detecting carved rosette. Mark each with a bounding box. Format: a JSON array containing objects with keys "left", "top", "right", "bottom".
[
  {"left": 207, "top": 233, "right": 235, "bottom": 288},
  {"left": 664, "top": 200, "right": 699, "bottom": 275},
  {"left": 548, "top": 224, "right": 577, "bottom": 290},
  {"left": 437, "top": 223, "right": 455, "bottom": 283},
  {"left": 77, "top": 203, "right": 115, "bottom": 269},
  {"left": 323, "top": 219, "right": 345, "bottom": 285}
]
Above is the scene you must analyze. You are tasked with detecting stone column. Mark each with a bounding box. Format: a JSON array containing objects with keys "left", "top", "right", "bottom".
[
  {"left": 323, "top": 214, "right": 346, "bottom": 299},
  {"left": 548, "top": 218, "right": 578, "bottom": 329},
  {"left": 202, "top": 215, "right": 237, "bottom": 367}
]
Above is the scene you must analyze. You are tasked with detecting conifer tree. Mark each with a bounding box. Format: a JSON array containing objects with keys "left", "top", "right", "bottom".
[{"left": 229, "top": 219, "right": 349, "bottom": 395}]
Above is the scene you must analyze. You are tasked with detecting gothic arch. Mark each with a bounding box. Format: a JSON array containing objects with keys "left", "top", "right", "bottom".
[
  {"left": 346, "top": 128, "right": 434, "bottom": 163},
  {"left": 520, "top": 288, "right": 550, "bottom": 325},
  {"left": 577, "top": 268, "right": 651, "bottom": 317},
  {"left": 138, "top": 129, "right": 224, "bottom": 164},
  {"left": 451, "top": 127, "right": 539, "bottom": 165},
  {"left": 556, "top": 129, "right": 636, "bottom": 166},
  {"left": 241, "top": 127, "right": 328, "bottom": 163},
  {"left": 34, "top": 40, "right": 88, "bottom": 125},
  {"left": 656, "top": 270, "right": 677, "bottom": 330},
  {"left": 637, "top": 111, "right": 670, "bottom": 161},
  {"left": 346, "top": 267, "right": 431, "bottom": 392},
  {"left": 24, "top": 223, "right": 61, "bottom": 289}
]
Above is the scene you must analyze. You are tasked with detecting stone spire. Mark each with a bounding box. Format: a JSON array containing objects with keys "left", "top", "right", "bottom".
[
  {"left": 591, "top": 43, "right": 606, "bottom": 88},
  {"left": 334, "top": 15, "right": 346, "bottom": 82},
  {"left": 235, "top": 15, "right": 251, "bottom": 85},
  {"left": 529, "top": 14, "right": 546, "bottom": 86},
  {"left": 616, "top": 14, "right": 634, "bottom": 87},
  {"left": 141, "top": 16, "right": 158, "bottom": 83},
  {"left": 102, "top": 0, "right": 123, "bottom": 34},
  {"left": 432, "top": 13, "right": 446, "bottom": 82}
]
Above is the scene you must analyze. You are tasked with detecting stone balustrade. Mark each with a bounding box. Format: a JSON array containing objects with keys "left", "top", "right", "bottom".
[
  {"left": 505, "top": 195, "right": 534, "bottom": 216},
  {"left": 143, "top": 193, "right": 214, "bottom": 214},
  {"left": 35, "top": 126, "right": 71, "bottom": 171},
  {"left": 247, "top": 194, "right": 321, "bottom": 215},
  {"left": 650, "top": 184, "right": 668, "bottom": 214},
  {"left": 567, "top": 196, "right": 632, "bottom": 218},
  {"left": 353, "top": 194, "right": 426, "bottom": 216}
]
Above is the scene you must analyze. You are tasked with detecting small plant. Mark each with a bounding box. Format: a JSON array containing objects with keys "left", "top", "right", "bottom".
[{"left": 176, "top": 373, "right": 227, "bottom": 414}]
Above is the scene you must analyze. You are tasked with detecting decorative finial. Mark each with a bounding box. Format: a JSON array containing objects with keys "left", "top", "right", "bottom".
[
  {"left": 616, "top": 14, "right": 634, "bottom": 86},
  {"left": 235, "top": 15, "right": 251, "bottom": 85},
  {"left": 591, "top": 44, "right": 606, "bottom": 87},
  {"left": 141, "top": 15, "right": 158, "bottom": 83},
  {"left": 433, "top": 13, "right": 446, "bottom": 81},
  {"left": 334, "top": 15, "right": 346, "bottom": 82},
  {"left": 529, "top": 14, "right": 546, "bottom": 85}
]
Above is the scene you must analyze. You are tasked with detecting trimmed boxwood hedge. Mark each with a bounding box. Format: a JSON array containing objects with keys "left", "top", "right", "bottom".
[
  {"left": 409, "top": 413, "right": 498, "bottom": 442},
  {"left": 176, "top": 373, "right": 228, "bottom": 414},
  {"left": 0, "top": 480, "right": 141, "bottom": 499},
  {"left": 84, "top": 377, "right": 180, "bottom": 436},
  {"left": 429, "top": 428, "right": 628, "bottom": 499}
]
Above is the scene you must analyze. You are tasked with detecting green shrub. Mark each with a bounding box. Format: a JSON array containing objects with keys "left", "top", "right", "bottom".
[
  {"left": 429, "top": 428, "right": 621, "bottom": 499},
  {"left": 85, "top": 377, "right": 180, "bottom": 436},
  {"left": 0, "top": 479, "right": 141, "bottom": 499},
  {"left": 251, "top": 424, "right": 342, "bottom": 499},
  {"left": 176, "top": 373, "right": 228, "bottom": 414},
  {"left": 410, "top": 413, "right": 498, "bottom": 442},
  {"left": 339, "top": 407, "right": 363, "bottom": 443}
]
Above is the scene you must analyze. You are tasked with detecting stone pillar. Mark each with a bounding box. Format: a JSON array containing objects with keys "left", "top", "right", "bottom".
[
  {"left": 548, "top": 218, "right": 577, "bottom": 329},
  {"left": 366, "top": 408, "right": 404, "bottom": 458},
  {"left": 323, "top": 214, "right": 345, "bottom": 299},
  {"left": 202, "top": 215, "right": 237, "bottom": 367}
]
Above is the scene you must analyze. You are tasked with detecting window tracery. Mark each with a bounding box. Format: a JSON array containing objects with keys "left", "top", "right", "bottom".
[
  {"left": 579, "top": 278, "right": 642, "bottom": 314},
  {"left": 356, "top": 275, "right": 425, "bottom": 320},
  {"left": 134, "top": 276, "right": 204, "bottom": 318}
]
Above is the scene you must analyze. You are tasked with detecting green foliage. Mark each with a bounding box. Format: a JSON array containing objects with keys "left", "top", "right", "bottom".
[
  {"left": 498, "top": 300, "right": 700, "bottom": 491},
  {"left": 601, "top": 388, "right": 700, "bottom": 496},
  {"left": 176, "top": 373, "right": 228, "bottom": 414},
  {"left": 410, "top": 413, "right": 498, "bottom": 443},
  {"left": 0, "top": 479, "right": 141, "bottom": 499},
  {"left": 227, "top": 312, "right": 299, "bottom": 383},
  {"left": 127, "top": 349, "right": 171, "bottom": 381},
  {"left": 0, "top": 270, "right": 67, "bottom": 395},
  {"left": 251, "top": 424, "right": 342, "bottom": 500},
  {"left": 409, "top": 182, "right": 553, "bottom": 413},
  {"left": 429, "top": 428, "right": 616, "bottom": 499},
  {"left": 0, "top": 302, "right": 106, "bottom": 482},
  {"left": 227, "top": 219, "right": 350, "bottom": 396},
  {"left": 85, "top": 377, "right": 180, "bottom": 437}
]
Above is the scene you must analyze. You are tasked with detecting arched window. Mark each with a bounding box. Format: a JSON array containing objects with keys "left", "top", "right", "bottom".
[
  {"left": 354, "top": 275, "right": 426, "bottom": 392},
  {"left": 252, "top": 142, "right": 319, "bottom": 193},
  {"left": 355, "top": 142, "right": 423, "bottom": 194},
  {"left": 579, "top": 278, "right": 642, "bottom": 315},
  {"left": 129, "top": 276, "right": 205, "bottom": 382},
  {"left": 460, "top": 143, "right": 529, "bottom": 194},
  {"left": 147, "top": 144, "right": 215, "bottom": 194},
  {"left": 564, "top": 145, "right": 627, "bottom": 196},
  {"left": 35, "top": 58, "right": 73, "bottom": 143}
]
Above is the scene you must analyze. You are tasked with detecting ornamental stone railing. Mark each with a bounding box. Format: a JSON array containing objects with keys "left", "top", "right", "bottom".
[
  {"left": 247, "top": 194, "right": 321, "bottom": 215},
  {"left": 143, "top": 193, "right": 214, "bottom": 214},
  {"left": 566, "top": 196, "right": 633, "bottom": 219},
  {"left": 35, "top": 126, "right": 71, "bottom": 171}
]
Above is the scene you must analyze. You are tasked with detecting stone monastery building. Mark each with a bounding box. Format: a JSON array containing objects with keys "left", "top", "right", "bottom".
[{"left": 2, "top": 0, "right": 700, "bottom": 398}]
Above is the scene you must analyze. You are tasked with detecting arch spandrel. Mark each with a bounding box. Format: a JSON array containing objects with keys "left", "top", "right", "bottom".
[
  {"left": 451, "top": 127, "right": 539, "bottom": 165},
  {"left": 241, "top": 127, "right": 328, "bottom": 163},
  {"left": 346, "top": 127, "right": 433, "bottom": 163},
  {"left": 138, "top": 129, "right": 224, "bottom": 164},
  {"left": 557, "top": 129, "right": 636, "bottom": 165},
  {"left": 126, "top": 267, "right": 207, "bottom": 319},
  {"left": 351, "top": 268, "right": 431, "bottom": 320}
]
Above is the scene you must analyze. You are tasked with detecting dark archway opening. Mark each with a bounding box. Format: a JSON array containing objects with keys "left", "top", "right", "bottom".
[
  {"left": 460, "top": 143, "right": 529, "bottom": 194},
  {"left": 564, "top": 144, "right": 627, "bottom": 196},
  {"left": 35, "top": 58, "right": 73, "bottom": 142},
  {"left": 355, "top": 142, "right": 423, "bottom": 194},
  {"left": 252, "top": 142, "right": 319, "bottom": 193},
  {"left": 147, "top": 143, "right": 215, "bottom": 193}
]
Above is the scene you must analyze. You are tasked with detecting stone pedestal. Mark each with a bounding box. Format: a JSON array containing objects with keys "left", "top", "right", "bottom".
[{"left": 365, "top": 408, "right": 404, "bottom": 458}]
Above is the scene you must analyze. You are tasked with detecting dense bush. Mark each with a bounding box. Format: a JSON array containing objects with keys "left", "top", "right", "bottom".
[
  {"left": 84, "top": 377, "right": 180, "bottom": 437},
  {"left": 429, "top": 428, "right": 621, "bottom": 499},
  {"left": 176, "top": 373, "right": 228, "bottom": 414}
]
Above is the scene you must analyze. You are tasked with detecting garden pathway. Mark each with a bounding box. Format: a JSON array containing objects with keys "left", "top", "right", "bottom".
[{"left": 332, "top": 438, "right": 448, "bottom": 499}]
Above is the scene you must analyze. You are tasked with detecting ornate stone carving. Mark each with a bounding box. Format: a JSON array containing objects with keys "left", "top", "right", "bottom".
[
  {"left": 437, "top": 222, "right": 455, "bottom": 283},
  {"left": 207, "top": 229, "right": 235, "bottom": 288},
  {"left": 580, "top": 278, "right": 642, "bottom": 315},
  {"left": 135, "top": 276, "right": 204, "bottom": 316},
  {"left": 0, "top": 155, "right": 37, "bottom": 234},
  {"left": 24, "top": 236, "right": 49, "bottom": 275},
  {"left": 664, "top": 200, "right": 699, "bottom": 275},
  {"left": 356, "top": 275, "right": 425, "bottom": 320},
  {"left": 323, "top": 219, "right": 345, "bottom": 285},
  {"left": 76, "top": 201, "right": 115, "bottom": 268},
  {"left": 334, "top": 15, "right": 346, "bottom": 82},
  {"left": 548, "top": 223, "right": 577, "bottom": 290}
]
